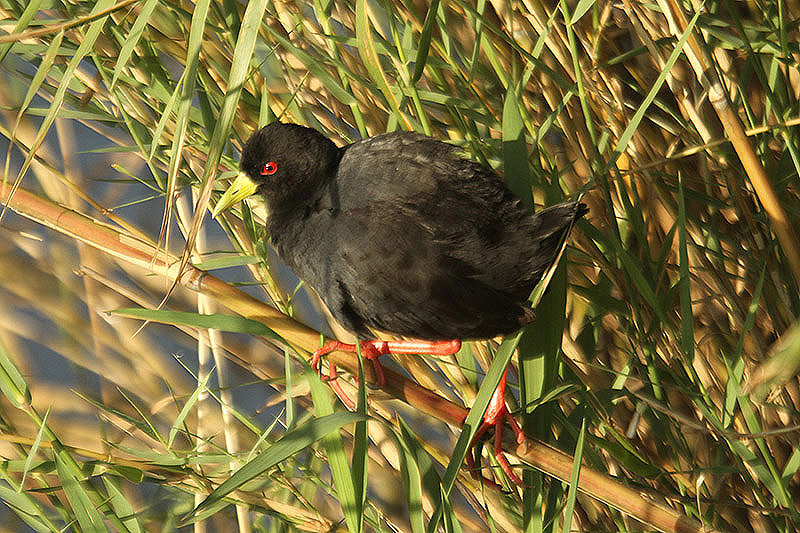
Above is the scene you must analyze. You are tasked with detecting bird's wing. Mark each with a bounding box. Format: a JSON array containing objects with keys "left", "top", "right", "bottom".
[
  {"left": 318, "top": 203, "right": 534, "bottom": 340},
  {"left": 332, "top": 132, "right": 465, "bottom": 210}
]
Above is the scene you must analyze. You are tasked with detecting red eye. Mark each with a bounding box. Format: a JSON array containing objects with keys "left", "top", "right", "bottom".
[{"left": 260, "top": 161, "right": 278, "bottom": 175}]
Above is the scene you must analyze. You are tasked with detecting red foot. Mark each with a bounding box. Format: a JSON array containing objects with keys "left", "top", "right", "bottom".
[
  {"left": 466, "top": 369, "right": 526, "bottom": 487},
  {"left": 310, "top": 339, "right": 461, "bottom": 409}
]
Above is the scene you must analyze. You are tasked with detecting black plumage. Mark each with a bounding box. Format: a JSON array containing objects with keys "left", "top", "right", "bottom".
[{"left": 237, "top": 122, "right": 587, "bottom": 342}]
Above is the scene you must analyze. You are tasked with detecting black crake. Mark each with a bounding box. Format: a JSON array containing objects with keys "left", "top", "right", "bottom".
[
  {"left": 221, "top": 122, "right": 588, "bottom": 486},
  {"left": 237, "top": 123, "right": 587, "bottom": 341}
]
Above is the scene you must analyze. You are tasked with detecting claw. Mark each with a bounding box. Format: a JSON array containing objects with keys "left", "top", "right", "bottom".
[
  {"left": 467, "top": 369, "right": 526, "bottom": 487},
  {"left": 326, "top": 362, "right": 355, "bottom": 410},
  {"left": 312, "top": 339, "right": 525, "bottom": 486}
]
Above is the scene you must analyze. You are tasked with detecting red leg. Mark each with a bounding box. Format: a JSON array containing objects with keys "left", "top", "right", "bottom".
[
  {"left": 310, "top": 340, "right": 388, "bottom": 388},
  {"left": 468, "top": 369, "right": 526, "bottom": 487},
  {"left": 368, "top": 339, "right": 462, "bottom": 356},
  {"left": 310, "top": 339, "right": 462, "bottom": 408}
]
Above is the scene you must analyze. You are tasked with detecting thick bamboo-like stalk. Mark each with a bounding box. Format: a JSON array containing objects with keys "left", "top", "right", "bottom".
[
  {"left": 657, "top": 0, "right": 800, "bottom": 286},
  {"left": 1, "top": 182, "right": 712, "bottom": 533}
]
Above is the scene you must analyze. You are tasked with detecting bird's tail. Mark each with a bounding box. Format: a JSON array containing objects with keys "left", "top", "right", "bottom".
[{"left": 527, "top": 200, "right": 588, "bottom": 303}]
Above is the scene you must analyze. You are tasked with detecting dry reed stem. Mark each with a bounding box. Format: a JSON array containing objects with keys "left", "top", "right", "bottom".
[{"left": 659, "top": 0, "right": 800, "bottom": 285}]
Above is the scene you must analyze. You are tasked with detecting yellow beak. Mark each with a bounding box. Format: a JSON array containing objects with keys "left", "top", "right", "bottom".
[{"left": 212, "top": 172, "right": 258, "bottom": 218}]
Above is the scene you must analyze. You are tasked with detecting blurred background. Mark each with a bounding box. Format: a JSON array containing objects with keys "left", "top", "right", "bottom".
[{"left": 0, "top": 0, "right": 799, "bottom": 531}]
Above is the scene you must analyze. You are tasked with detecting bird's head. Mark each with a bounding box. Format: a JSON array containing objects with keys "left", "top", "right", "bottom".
[{"left": 213, "top": 122, "right": 339, "bottom": 217}]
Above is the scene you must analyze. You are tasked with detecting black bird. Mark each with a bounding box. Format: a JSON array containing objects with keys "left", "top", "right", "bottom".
[{"left": 214, "top": 122, "right": 587, "bottom": 485}]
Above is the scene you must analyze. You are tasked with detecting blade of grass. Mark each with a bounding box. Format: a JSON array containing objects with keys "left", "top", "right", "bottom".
[
  {"left": 352, "top": 342, "right": 369, "bottom": 533},
  {"left": 0, "top": 336, "right": 31, "bottom": 409},
  {"left": 102, "top": 478, "right": 144, "bottom": 533},
  {"left": 53, "top": 444, "right": 106, "bottom": 533},
  {"left": 0, "top": 483, "right": 54, "bottom": 532},
  {"left": 566, "top": 0, "right": 597, "bottom": 25},
  {"left": 169, "top": 0, "right": 269, "bottom": 308},
  {"left": 192, "top": 254, "right": 261, "bottom": 270},
  {"left": 600, "top": 5, "right": 702, "bottom": 176},
  {"left": 110, "top": 0, "right": 160, "bottom": 89},
  {"left": 0, "top": 0, "right": 44, "bottom": 63},
  {"left": 427, "top": 331, "right": 523, "bottom": 533},
  {"left": 153, "top": 0, "right": 211, "bottom": 268},
  {"left": 308, "top": 368, "right": 363, "bottom": 533},
  {"left": 284, "top": 347, "right": 296, "bottom": 429},
  {"left": 147, "top": 68, "right": 185, "bottom": 162},
  {"left": 356, "top": 0, "right": 413, "bottom": 130},
  {"left": 677, "top": 171, "right": 694, "bottom": 362},
  {"left": 502, "top": 82, "right": 563, "bottom": 530},
  {"left": 396, "top": 417, "right": 441, "bottom": 533},
  {"left": 439, "top": 484, "right": 464, "bottom": 533},
  {"left": 3, "top": 29, "right": 63, "bottom": 183},
  {"left": 111, "top": 307, "right": 286, "bottom": 340},
  {"left": 20, "top": 407, "right": 49, "bottom": 491},
  {"left": 411, "top": 0, "right": 441, "bottom": 83},
  {"left": 561, "top": 416, "right": 586, "bottom": 533},
  {"left": 3, "top": 0, "right": 116, "bottom": 221},
  {"left": 748, "top": 318, "right": 800, "bottom": 402},
  {"left": 188, "top": 410, "right": 366, "bottom": 519},
  {"left": 168, "top": 368, "right": 215, "bottom": 448},
  {"left": 262, "top": 29, "right": 358, "bottom": 107},
  {"left": 501, "top": 82, "right": 533, "bottom": 208}
]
